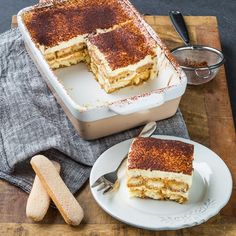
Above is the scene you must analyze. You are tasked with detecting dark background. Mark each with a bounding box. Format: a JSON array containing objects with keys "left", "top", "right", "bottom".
[{"left": 1, "top": 0, "right": 235, "bottom": 128}]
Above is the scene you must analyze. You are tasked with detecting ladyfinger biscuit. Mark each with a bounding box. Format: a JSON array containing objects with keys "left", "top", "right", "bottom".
[
  {"left": 26, "top": 161, "right": 61, "bottom": 221},
  {"left": 30, "top": 155, "right": 84, "bottom": 226}
]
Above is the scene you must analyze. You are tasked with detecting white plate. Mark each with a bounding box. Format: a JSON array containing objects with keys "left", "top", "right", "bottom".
[{"left": 90, "top": 135, "right": 232, "bottom": 230}]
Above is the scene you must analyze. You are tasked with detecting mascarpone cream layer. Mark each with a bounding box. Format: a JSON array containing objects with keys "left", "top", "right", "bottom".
[
  {"left": 39, "top": 34, "right": 87, "bottom": 55},
  {"left": 127, "top": 168, "right": 193, "bottom": 187}
]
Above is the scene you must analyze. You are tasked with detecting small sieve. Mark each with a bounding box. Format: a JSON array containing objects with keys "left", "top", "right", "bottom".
[{"left": 169, "top": 11, "right": 225, "bottom": 85}]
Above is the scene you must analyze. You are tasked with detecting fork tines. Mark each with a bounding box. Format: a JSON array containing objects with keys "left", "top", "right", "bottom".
[{"left": 91, "top": 176, "right": 113, "bottom": 194}]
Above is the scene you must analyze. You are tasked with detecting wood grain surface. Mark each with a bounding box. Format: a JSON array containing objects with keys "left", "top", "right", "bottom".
[{"left": 1, "top": 15, "right": 235, "bottom": 235}]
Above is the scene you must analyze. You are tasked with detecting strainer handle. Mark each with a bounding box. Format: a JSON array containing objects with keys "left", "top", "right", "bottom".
[
  {"left": 195, "top": 68, "right": 212, "bottom": 79},
  {"left": 169, "top": 11, "right": 190, "bottom": 46}
]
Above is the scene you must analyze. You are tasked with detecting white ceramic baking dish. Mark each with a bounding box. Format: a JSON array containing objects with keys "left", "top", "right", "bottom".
[{"left": 17, "top": 2, "right": 187, "bottom": 140}]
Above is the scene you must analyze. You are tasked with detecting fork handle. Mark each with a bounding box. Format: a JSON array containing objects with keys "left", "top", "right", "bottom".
[{"left": 115, "top": 154, "right": 128, "bottom": 172}]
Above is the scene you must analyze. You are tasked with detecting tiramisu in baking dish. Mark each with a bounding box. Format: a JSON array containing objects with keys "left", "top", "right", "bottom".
[
  {"left": 17, "top": 0, "right": 187, "bottom": 139},
  {"left": 22, "top": 0, "right": 159, "bottom": 93},
  {"left": 127, "top": 137, "right": 194, "bottom": 203}
]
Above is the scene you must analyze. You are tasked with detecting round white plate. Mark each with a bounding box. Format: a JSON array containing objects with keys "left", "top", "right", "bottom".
[{"left": 90, "top": 135, "right": 232, "bottom": 230}]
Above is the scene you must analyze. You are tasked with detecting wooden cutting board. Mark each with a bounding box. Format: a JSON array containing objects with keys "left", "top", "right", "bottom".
[{"left": 1, "top": 15, "right": 235, "bottom": 235}]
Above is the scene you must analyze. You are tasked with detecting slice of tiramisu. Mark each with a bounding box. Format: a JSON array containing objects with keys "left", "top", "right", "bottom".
[
  {"left": 127, "top": 137, "right": 194, "bottom": 203},
  {"left": 87, "top": 20, "right": 158, "bottom": 93}
]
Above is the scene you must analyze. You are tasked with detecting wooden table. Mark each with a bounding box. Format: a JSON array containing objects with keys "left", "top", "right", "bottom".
[{"left": 1, "top": 15, "right": 235, "bottom": 235}]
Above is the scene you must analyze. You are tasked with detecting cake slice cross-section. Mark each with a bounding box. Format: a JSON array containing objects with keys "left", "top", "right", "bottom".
[
  {"left": 87, "top": 20, "right": 158, "bottom": 93},
  {"left": 127, "top": 137, "right": 194, "bottom": 203}
]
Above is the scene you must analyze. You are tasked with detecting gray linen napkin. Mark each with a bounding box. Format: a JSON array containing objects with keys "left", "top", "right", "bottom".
[{"left": 0, "top": 28, "right": 189, "bottom": 194}]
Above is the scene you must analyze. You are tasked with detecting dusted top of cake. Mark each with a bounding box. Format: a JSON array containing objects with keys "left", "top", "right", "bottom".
[
  {"left": 87, "top": 21, "right": 157, "bottom": 70},
  {"left": 22, "top": 0, "right": 134, "bottom": 48},
  {"left": 128, "top": 137, "right": 194, "bottom": 175}
]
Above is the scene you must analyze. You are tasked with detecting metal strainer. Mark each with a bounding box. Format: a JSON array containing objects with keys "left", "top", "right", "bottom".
[{"left": 169, "top": 11, "right": 225, "bottom": 85}]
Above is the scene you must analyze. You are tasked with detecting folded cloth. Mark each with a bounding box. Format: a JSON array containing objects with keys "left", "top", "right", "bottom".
[{"left": 0, "top": 28, "right": 189, "bottom": 194}]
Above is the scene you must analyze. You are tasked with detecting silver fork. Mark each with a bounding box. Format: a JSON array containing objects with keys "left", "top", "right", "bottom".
[{"left": 91, "top": 121, "right": 157, "bottom": 194}]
